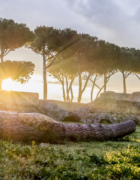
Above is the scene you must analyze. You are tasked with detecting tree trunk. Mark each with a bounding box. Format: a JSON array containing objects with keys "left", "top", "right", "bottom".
[
  {"left": 78, "top": 72, "right": 91, "bottom": 103},
  {"left": 122, "top": 71, "right": 126, "bottom": 94},
  {"left": 0, "top": 112, "right": 136, "bottom": 142},
  {"left": 62, "top": 81, "right": 66, "bottom": 101},
  {"left": 70, "top": 87, "right": 74, "bottom": 102},
  {"left": 91, "top": 74, "right": 97, "bottom": 102},
  {"left": 65, "top": 77, "right": 69, "bottom": 102},
  {"left": 104, "top": 73, "right": 107, "bottom": 92},
  {"left": 1, "top": 55, "right": 3, "bottom": 63},
  {"left": 68, "top": 76, "right": 76, "bottom": 100},
  {"left": 0, "top": 48, "right": 4, "bottom": 90},
  {"left": 78, "top": 72, "right": 82, "bottom": 103},
  {"left": 96, "top": 85, "right": 104, "bottom": 98},
  {"left": 0, "top": 47, "right": 4, "bottom": 63},
  {"left": 43, "top": 47, "right": 47, "bottom": 100},
  {"left": 91, "top": 83, "right": 94, "bottom": 102}
]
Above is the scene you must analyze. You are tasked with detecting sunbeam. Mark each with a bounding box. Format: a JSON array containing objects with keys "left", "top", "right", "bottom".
[{"left": 2, "top": 78, "right": 14, "bottom": 91}]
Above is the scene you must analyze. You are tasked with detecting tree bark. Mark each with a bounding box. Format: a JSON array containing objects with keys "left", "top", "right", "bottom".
[
  {"left": 0, "top": 47, "right": 4, "bottom": 90},
  {"left": 0, "top": 112, "right": 136, "bottom": 142},
  {"left": 65, "top": 77, "right": 70, "bottom": 102},
  {"left": 122, "top": 70, "right": 126, "bottom": 94},
  {"left": 62, "top": 81, "right": 66, "bottom": 101},
  {"left": 43, "top": 47, "right": 47, "bottom": 100},
  {"left": 53, "top": 73, "right": 66, "bottom": 102},
  {"left": 135, "top": 73, "right": 140, "bottom": 80},
  {"left": 96, "top": 72, "right": 114, "bottom": 98},
  {"left": 91, "top": 83, "right": 94, "bottom": 102},
  {"left": 67, "top": 76, "right": 76, "bottom": 102},
  {"left": 91, "top": 74, "right": 97, "bottom": 102},
  {"left": 70, "top": 87, "right": 74, "bottom": 102},
  {"left": 78, "top": 72, "right": 82, "bottom": 103},
  {"left": 96, "top": 85, "right": 104, "bottom": 98},
  {"left": 104, "top": 73, "right": 107, "bottom": 92},
  {"left": 61, "top": 72, "right": 76, "bottom": 102},
  {"left": 0, "top": 47, "right": 4, "bottom": 63},
  {"left": 1, "top": 55, "right": 3, "bottom": 63},
  {"left": 78, "top": 72, "right": 91, "bottom": 103}
]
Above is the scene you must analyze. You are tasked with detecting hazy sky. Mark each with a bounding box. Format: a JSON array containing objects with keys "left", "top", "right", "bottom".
[
  {"left": 1, "top": 0, "right": 140, "bottom": 102},
  {"left": 1, "top": 0, "right": 140, "bottom": 48}
]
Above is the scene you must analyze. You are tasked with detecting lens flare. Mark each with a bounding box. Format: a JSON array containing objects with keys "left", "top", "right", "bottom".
[{"left": 2, "top": 78, "right": 14, "bottom": 91}]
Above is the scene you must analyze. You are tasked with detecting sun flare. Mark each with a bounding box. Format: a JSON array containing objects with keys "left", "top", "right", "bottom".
[{"left": 2, "top": 78, "right": 14, "bottom": 91}]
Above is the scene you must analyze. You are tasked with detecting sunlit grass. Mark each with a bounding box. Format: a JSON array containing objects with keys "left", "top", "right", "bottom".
[{"left": 0, "top": 126, "right": 140, "bottom": 179}]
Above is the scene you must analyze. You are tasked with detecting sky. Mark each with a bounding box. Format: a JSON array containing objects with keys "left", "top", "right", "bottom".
[{"left": 1, "top": 0, "right": 140, "bottom": 102}]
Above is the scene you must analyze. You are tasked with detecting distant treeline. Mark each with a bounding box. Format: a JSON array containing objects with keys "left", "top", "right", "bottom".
[{"left": 0, "top": 18, "right": 140, "bottom": 102}]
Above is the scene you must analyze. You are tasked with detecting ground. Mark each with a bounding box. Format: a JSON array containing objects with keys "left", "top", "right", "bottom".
[{"left": 0, "top": 125, "right": 140, "bottom": 180}]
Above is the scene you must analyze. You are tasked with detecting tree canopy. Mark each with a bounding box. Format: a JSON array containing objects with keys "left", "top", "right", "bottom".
[
  {"left": 0, "top": 18, "right": 34, "bottom": 62},
  {"left": 1, "top": 18, "right": 140, "bottom": 101},
  {"left": 31, "top": 26, "right": 79, "bottom": 99},
  {"left": 48, "top": 31, "right": 140, "bottom": 101},
  {"left": 0, "top": 60, "right": 35, "bottom": 84}
]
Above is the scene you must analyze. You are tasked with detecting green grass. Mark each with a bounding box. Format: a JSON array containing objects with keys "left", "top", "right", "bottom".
[{"left": 0, "top": 126, "right": 140, "bottom": 179}]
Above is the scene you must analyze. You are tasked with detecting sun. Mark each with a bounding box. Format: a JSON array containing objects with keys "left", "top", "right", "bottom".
[{"left": 2, "top": 78, "right": 14, "bottom": 91}]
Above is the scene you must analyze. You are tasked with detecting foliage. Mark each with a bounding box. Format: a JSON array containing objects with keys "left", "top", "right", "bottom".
[
  {"left": 31, "top": 26, "right": 78, "bottom": 99},
  {"left": 0, "top": 18, "right": 34, "bottom": 62},
  {"left": 49, "top": 30, "right": 140, "bottom": 99},
  {"left": 0, "top": 60, "right": 35, "bottom": 83},
  {"left": 0, "top": 126, "right": 140, "bottom": 179},
  {"left": 31, "top": 27, "right": 78, "bottom": 56},
  {"left": 49, "top": 35, "right": 119, "bottom": 77}
]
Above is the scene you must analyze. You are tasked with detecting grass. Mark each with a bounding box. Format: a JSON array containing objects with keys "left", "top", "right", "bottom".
[{"left": 0, "top": 125, "right": 140, "bottom": 179}]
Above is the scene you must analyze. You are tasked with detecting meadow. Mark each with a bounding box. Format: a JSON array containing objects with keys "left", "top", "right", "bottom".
[{"left": 0, "top": 125, "right": 140, "bottom": 180}]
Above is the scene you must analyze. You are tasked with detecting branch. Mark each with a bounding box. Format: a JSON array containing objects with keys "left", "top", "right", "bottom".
[
  {"left": 97, "top": 72, "right": 115, "bottom": 96},
  {"left": 45, "top": 38, "right": 80, "bottom": 69},
  {"left": 125, "top": 72, "right": 132, "bottom": 79},
  {"left": 70, "top": 87, "right": 74, "bottom": 102},
  {"left": 135, "top": 73, "right": 140, "bottom": 80},
  {"left": 81, "top": 72, "right": 92, "bottom": 94},
  {"left": 82, "top": 73, "right": 101, "bottom": 89},
  {"left": 3, "top": 49, "right": 11, "bottom": 56},
  {"left": 53, "top": 73, "right": 63, "bottom": 83},
  {"left": 94, "top": 83, "right": 101, "bottom": 89},
  {"left": 46, "top": 56, "right": 57, "bottom": 69},
  {"left": 106, "top": 70, "right": 117, "bottom": 81},
  {"left": 96, "top": 85, "right": 104, "bottom": 98},
  {"left": 82, "top": 72, "right": 88, "bottom": 80},
  {"left": 68, "top": 75, "right": 76, "bottom": 92},
  {"left": 96, "top": 76, "right": 101, "bottom": 81}
]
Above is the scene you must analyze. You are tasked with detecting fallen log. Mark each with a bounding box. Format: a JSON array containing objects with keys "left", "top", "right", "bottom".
[{"left": 0, "top": 111, "right": 136, "bottom": 142}]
